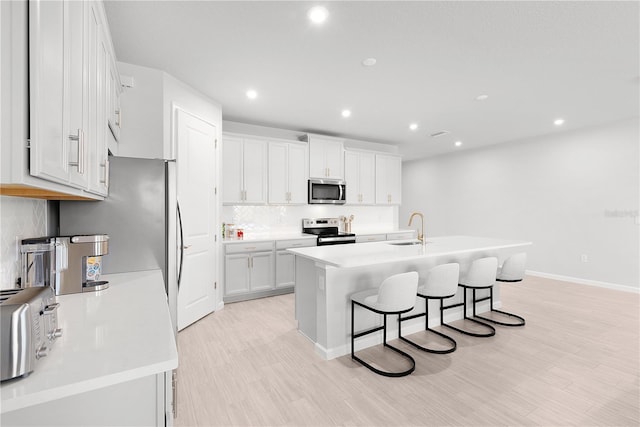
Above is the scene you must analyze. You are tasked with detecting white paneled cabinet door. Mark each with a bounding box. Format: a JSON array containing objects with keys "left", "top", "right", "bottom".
[
  {"left": 375, "top": 154, "right": 402, "bottom": 205},
  {"left": 309, "top": 138, "right": 344, "bottom": 179},
  {"left": 359, "top": 152, "right": 376, "bottom": 204},
  {"left": 249, "top": 251, "right": 274, "bottom": 292},
  {"left": 176, "top": 109, "right": 217, "bottom": 331},
  {"left": 242, "top": 138, "right": 267, "bottom": 204},
  {"left": 222, "top": 136, "right": 243, "bottom": 204},
  {"left": 268, "top": 142, "right": 288, "bottom": 204},
  {"left": 224, "top": 254, "right": 250, "bottom": 295},
  {"left": 29, "top": 0, "right": 75, "bottom": 186},
  {"left": 275, "top": 251, "right": 295, "bottom": 288},
  {"left": 288, "top": 142, "right": 308, "bottom": 203},
  {"left": 344, "top": 151, "right": 359, "bottom": 203}
]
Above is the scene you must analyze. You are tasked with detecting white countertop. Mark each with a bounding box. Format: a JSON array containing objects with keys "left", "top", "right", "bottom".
[
  {"left": 287, "top": 235, "right": 532, "bottom": 268},
  {"left": 0, "top": 269, "right": 178, "bottom": 414}
]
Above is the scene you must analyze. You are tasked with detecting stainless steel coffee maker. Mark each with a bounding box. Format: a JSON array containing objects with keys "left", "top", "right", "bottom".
[{"left": 21, "top": 235, "right": 109, "bottom": 295}]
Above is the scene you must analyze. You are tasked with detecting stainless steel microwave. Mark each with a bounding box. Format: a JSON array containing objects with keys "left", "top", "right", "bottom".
[{"left": 308, "top": 179, "right": 346, "bottom": 204}]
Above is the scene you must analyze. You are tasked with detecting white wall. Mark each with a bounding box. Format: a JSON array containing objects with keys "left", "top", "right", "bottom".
[
  {"left": 401, "top": 118, "right": 639, "bottom": 290},
  {"left": 0, "top": 196, "right": 48, "bottom": 289}
]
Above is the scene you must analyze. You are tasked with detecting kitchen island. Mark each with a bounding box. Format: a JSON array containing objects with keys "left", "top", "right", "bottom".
[
  {"left": 0, "top": 270, "right": 178, "bottom": 426},
  {"left": 288, "top": 236, "right": 531, "bottom": 360}
]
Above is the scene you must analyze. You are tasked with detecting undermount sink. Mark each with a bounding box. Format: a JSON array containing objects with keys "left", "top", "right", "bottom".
[{"left": 388, "top": 241, "right": 425, "bottom": 246}]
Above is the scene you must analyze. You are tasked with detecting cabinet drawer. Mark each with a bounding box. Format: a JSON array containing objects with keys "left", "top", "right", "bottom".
[
  {"left": 225, "top": 241, "right": 274, "bottom": 254},
  {"left": 276, "top": 239, "right": 316, "bottom": 250},
  {"left": 356, "top": 234, "right": 386, "bottom": 243},
  {"left": 387, "top": 232, "right": 416, "bottom": 240}
]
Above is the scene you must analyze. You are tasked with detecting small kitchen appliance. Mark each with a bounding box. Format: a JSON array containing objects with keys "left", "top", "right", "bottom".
[
  {"left": 308, "top": 179, "right": 346, "bottom": 205},
  {"left": 302, "top": 218, "right": 356, "bottom": 245},
  {"left": 0, "top": 286, "right": 61, "bottom": 381},
  {"left": 21, "top": 235, "right": 109, "bottom": 295}
]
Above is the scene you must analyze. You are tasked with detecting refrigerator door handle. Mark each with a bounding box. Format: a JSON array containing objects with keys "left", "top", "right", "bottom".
[{"left": 177, "top": 201, "right": 184, "bottom": 290}]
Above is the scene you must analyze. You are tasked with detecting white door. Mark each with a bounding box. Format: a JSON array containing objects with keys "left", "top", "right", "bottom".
[{"left": 176, "top": 110, "right": 217, "bottom": 331}]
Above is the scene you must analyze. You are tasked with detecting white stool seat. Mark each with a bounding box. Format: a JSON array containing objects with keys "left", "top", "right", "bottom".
[
  {"left": 497, "top": 253, "right": 527, "bottom": 282},
  {"left": 459, "top": 257, "right": 498, "bottom": 288}
]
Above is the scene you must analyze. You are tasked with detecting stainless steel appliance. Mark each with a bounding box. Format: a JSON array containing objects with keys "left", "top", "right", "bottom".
[
  {"left": 302, "top": 218, "right": 356, "bottom": 245},
  {"left": 308, "top": 179, "right": 346, "bottom": 204},
  {"left": 0, "top": 287, "right": 61, "bottom": 381},
  {"left": 21, "top": 235, "right": 109, "bottom": 295},
  {"left": 58, "top": 157, "right": 178, "bottom": 335}
]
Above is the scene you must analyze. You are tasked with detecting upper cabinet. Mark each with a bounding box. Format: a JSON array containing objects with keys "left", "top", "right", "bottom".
[
  {"left": 222, "top": 135, "right": 268, "bottom": 205},
  {"left": 268, "top": 140, "right": 308, "bottom": 204},
  {"left": 344, "top": 150, "right": 375, "bottom": 205},
  {"left": 305, "top": 135, "right": 344, "bottom": 179},
  {"left": 1, "top": 0, "right": 117, "bottom": 200},
  {"left": 375, "top": 154, "right": 402, "bottom": 205}
]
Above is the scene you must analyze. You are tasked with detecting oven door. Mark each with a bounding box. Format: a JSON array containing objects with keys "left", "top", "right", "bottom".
[{"left": 308, "top": 179, "right": 346, "bottom": 204}]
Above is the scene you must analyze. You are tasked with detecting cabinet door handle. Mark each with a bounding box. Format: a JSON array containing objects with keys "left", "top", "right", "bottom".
[
  {"left": 115, "top": 109, "right": 121, "bottom": 127},
  {"left": 68, "top": 129, "right": 85, "bottom": 174}
]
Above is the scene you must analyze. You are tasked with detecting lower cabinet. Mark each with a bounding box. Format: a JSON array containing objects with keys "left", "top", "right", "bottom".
[
  {"left": 275, "top": 239, "right": 317, "bottom": 289},
  {"left": 1, "top": 373, "right": 167, "bottom": 426},
  {"left": 224, "top": 238, "right": 316, "bottom": 303}
]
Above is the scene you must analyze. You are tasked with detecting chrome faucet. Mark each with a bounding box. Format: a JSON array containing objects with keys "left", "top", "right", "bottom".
[{"left": 408, "top": 212, "right": 425, "bottom": 244}]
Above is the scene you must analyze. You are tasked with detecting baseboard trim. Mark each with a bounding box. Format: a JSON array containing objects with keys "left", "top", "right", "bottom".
[{"left": 526, "top": 270, "right": 639, "bottom": 294}]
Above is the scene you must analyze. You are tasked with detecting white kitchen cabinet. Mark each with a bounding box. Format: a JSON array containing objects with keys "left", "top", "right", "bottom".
[
  {"left": 375, "top": 154, "right": 402, "bottom": 205},
  {"left": 306, "top": 135, "right": 344, "bottom": 179},
  {"left": 86, "top": 2, "right": 110, "bottom": 196},
  {"left": 22, "top": 0, "right": 116, "bottom": 198},
  {"left": 275, "top": 239, "right": 316, "bottom": 289},
  {"left": 344, "top": 150, "right": 375, "bottom": 204},
  {"left": 268, "top": 140, "right": 308, "bottom": 204},
  {"left": 224, "top": 241, "right": 274, "bottom": 301},
  {"left": 223, "top": 135, "right": 268, "bottom": 204},
  {"left": 28, "top": 0, "right": 88, "bottom": 190}
]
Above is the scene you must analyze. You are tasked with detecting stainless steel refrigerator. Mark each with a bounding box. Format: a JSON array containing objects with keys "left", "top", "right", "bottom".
[{"left": 58, "top": 156, "right": 179, "bottom": 335}]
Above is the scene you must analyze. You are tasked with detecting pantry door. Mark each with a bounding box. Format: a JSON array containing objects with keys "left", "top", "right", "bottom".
[{"left": 176, "top": 109, "right": 218, "bottom": 331}]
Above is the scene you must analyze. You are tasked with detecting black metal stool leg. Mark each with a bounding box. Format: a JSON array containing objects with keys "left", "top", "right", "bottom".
[
  {"left": 472, "top": 286, "right": 525, "bottom": 327},
  {"left": 399, "top": 296, "right": 456, "bottom": 354},
  {"left": 441, "top": 286, "right": 496, "bottom": 337},
  {"left": 351, "top": 302, "right": 416, "bottom": 377}
]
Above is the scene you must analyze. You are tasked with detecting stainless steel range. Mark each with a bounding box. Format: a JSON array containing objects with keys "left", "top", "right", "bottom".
[{"left": 302, "top": 218, "right": 356, "bottom": 246}]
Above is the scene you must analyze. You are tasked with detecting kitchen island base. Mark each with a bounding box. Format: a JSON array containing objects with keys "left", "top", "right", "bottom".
[{"left": 291, "top": 236, "right": 531, "bottom": 360}]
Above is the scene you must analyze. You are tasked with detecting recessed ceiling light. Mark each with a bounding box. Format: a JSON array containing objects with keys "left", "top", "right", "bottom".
[
  {"left": 475, "top": 94, "right": 489, "bottom": 101},
  {"left": 308, "top": 6, "right": 329, "bottom": 24},
  {"left": 362, "top": 58, "right": 377, "bottom": 67},
  {"left": 341, "top": 109, "right": 351, "bottom": 118},
  {"left": 454, "top": 141, "right": 463, "bottom": 147},
  {"left": 246, "top": 89, "right": 257, "bottom": 100},
  {"left": 554, "top": 118, "right": 565, "bottom": 126},
  {"left": 409, "top": 123, "right": 418, "bottom": 131}
]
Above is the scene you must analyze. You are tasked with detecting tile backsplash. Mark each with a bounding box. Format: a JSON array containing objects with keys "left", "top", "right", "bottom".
[
  {"left": 222, "top": 204, "right": 398, "bottom": 235},
  {"left": 0, "top": 196, "right": 48, "bottom": 289}
]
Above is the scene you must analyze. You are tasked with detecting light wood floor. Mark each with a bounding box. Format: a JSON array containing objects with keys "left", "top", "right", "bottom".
[{"left": 175, "top": 276, "right": 640, "bottom": 426}]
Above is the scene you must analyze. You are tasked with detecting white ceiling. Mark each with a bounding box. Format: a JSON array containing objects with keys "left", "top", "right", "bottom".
[{"left": 104, "top": 1, "right": 639, "bottom": 160}]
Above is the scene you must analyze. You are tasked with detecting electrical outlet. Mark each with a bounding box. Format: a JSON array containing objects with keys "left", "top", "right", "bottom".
[{"left": 580, "top": 254, "right": 588, "bottom": 263}]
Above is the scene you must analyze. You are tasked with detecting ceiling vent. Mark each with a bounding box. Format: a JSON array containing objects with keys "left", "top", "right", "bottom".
[{"left": 430, "top": 131, "right": 450, "bottom": 138}]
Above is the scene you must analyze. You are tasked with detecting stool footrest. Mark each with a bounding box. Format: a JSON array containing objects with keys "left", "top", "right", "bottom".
[
  {"left": 473, "top": 309, "right": 526, "bottom": 327},
  {"left": 353, "top": 325, "right": 385, "bottom": 340},
  {"left": 442, "top": 317, "right": 496, "bottom": 337},
  {"left": 352, "top": 343, "right": 416, "bottom": 377},
  {"left": 399, "top": 328, "right": 457, "bottom": 354}
]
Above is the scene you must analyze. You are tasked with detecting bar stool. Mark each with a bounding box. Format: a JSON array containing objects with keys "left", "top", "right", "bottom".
[
  {"left": 398, "top": 263, "right": 459, "bottom": 354},
  {"left": 351, "top": 271, "right": 419, "bottom": 377},
  {"left": 441, "top": 257, "right": 497, "bottom": 337},
  {"left": 472, "top": 253, "right": 526, "bottom": 326},
  {"left": 497, "top": 252, "right": 527, "bottom": 282}
]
